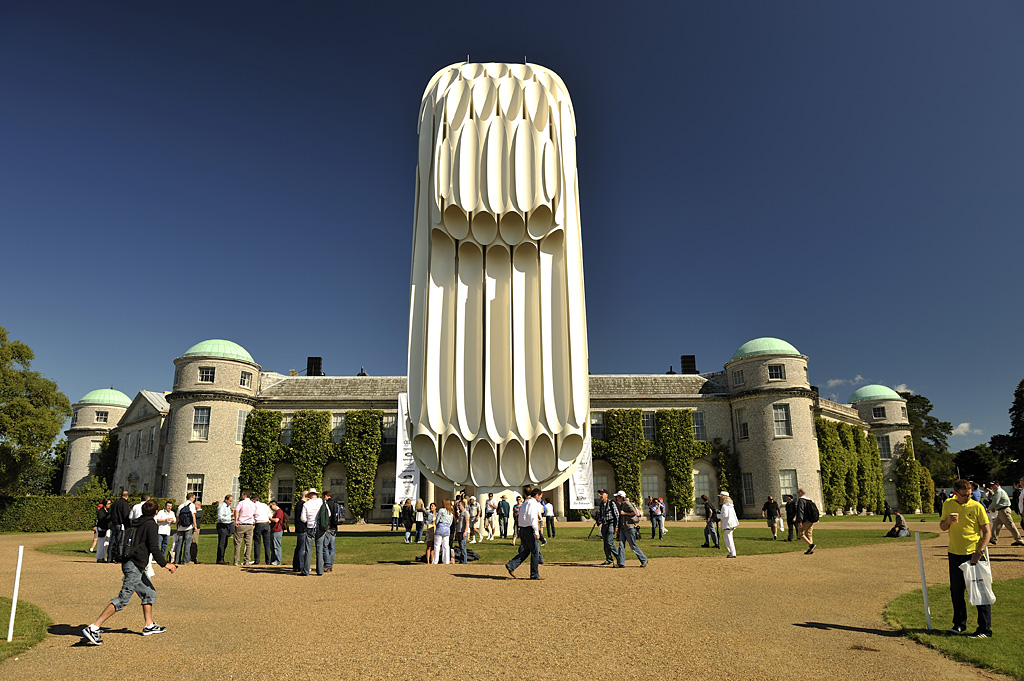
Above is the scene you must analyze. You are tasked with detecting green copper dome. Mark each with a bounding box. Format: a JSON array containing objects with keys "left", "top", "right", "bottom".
[
  {"left": 730, "top": 337, "right": 801, "bottom": 361},
  {"left": 78, "top": 388, "right": 132, "bottom": 407},
  {"left": 182, "top": 339, "right": 254, "bottom": 363},
  {"left": 849, "top": 385, "right": 903, "bottom": 403}
]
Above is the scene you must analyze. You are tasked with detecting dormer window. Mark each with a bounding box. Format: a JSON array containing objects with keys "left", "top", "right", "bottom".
[
  {"left": 198, "top": 367, "right": 215, "bottom": 383},
  {"left": 767, "top": 365, "right": 785, "bottom": 380}
]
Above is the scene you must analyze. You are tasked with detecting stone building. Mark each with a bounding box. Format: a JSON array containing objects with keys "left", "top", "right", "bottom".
[{"left": 63, "top": 336, "right": 911, "bottom": 519}]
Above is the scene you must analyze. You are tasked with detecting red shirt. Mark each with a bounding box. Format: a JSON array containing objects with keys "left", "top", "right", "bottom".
[{"left": 270, "top": 508, "right": 287, "bottom": 533}]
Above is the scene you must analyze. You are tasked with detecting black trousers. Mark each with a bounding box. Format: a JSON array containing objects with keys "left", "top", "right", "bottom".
[
  {"left": 545, "top": 516, "right": 555, "bottom": 537},
  {"left": 216, "top": 522, "right": 234, "bottom": 563},
  {"left": 948, "top": 553, "right": 992, "bottom": 634},
  {"left": 253, "top": 523, "right": 271, "bottom": 564}
]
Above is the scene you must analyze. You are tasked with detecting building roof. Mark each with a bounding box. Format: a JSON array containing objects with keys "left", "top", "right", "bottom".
[
  {"left": 589, "top": 374, "right": 724, "bottom": 397},
  {"left": 139, "top": 390, "right": 170, "bottom": 413},
  {"left": 730, "top": 337, "right": 801, "bottom": 361},
  {"left": 849, "top": 384, "right": 903, "bottom": 403},
  {"left": 77, "top": 388, "right": 132, "bottom": 407},
  {"left": 182, "top": 339, "right": 254, "bottom": 363}
]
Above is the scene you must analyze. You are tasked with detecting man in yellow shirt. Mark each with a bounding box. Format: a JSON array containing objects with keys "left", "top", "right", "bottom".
[{"left": 939, "top": 479, "right": 992, "bottom": 638}]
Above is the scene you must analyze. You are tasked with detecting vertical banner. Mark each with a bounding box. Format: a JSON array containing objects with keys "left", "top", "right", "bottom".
[
  {"left": 569, "top": 433, "right": 594, "bottom": 509},
  {"left": 395, "top": 393, "right": 420, "bottom": 504}
]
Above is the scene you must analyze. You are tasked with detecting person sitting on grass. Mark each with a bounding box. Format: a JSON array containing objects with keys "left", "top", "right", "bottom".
[{"left": 886, "top": 510, "right": 909, "bottom": 537}]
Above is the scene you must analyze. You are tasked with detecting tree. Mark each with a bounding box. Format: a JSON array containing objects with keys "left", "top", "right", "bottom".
[
  {"left": 17, "top": 438, "right": 67, "bottom": 495},
  {"left": 893, "top": 436, "right": 923, "bottom": 513},
  {"left": 900, "top": 392, "right": 955, "bottom": 486},
  {"left": 94, "top": 433, "right": 119, "bottom": 489},
  {"left": 953, "top": 443, "right": 1013, "bottom": 484},
  {"left": 0, "top": 326, "right": 73, "bottom": 494},
  {"left": 984, "top": 379, "right": 1024, "bottom": 483}
]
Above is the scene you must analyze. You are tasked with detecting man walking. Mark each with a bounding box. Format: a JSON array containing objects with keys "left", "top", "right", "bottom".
[
  {"left": 108, "top": 489, "right": 131, "bottom": 562},
  {"left": 468, "top": 496, "right": 482, "bottom": 544},
  {"left": 985, "top": 481, "right": 1023, "bottom": 546},
  {"left": 699, "top": 494, "right": 719, "bottom": 549},
  {"left": 795, "top": 488, "right": 819, "bottom": 555},
  {"left": 615, "top": 491, "right": 648, "bottom": 568},
  {"left": 595, "top": 489, "right": 620, "bottom": 565},
  {"left": 457, "top": 499, "right": 470, "bottom": 563},
  {"left": 233, "top": 490, "right": 257, "bottom": 566},
  {"left": 784, "top": 494, "right": 798, "bottom": 541},
  {"left": 505, "top": 487, "right": 545, "bottom": 580},
  {"left": 648, "top": 496, "right": 663, "bottom": 540},
  {"left": 940, "top": 479, "right": 993, "bottom": 638},
  {"left": 216, "top": 494, "right": 234, "bottom": 564},
  {"left": 82, "top": 499, "right": 176, "bottom": 645},
  {"left": 761, "top": 496, "right": 781, "bottom": 540},
  {"left": 544, "top": 497, "right": 556, "bottom": 538},
  {"left": 155, "top": 501, "right": 175, "bottom": 561},
  {"left": 497, "top": 494, "right": 511, "bottom": 539},
  {"left": 484, "top": 492, "right": 498, "bottom": 540}
]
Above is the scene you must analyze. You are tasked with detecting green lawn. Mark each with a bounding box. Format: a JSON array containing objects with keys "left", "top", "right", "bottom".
[
  {"left": 0, "top": 598, "right": 52, "bottom": 662},
  {"left": 885, "top": 577, "right": 1024, "bottom": 680},
  {"left": 812, "top": 512, "right": 942, "bottom": 523},
  {"left": 38, "top": 525, "right": 936, "bottom": 564}
]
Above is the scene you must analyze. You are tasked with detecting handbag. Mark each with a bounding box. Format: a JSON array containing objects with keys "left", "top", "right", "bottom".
[{"left": 959, "top": 553, "right": 996, "bottom": 606}]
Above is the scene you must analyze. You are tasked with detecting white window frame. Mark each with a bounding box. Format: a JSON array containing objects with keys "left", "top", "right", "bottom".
[
  {"left": 148, "top": 426, "right": 155, "bottom": 456},
  {"left": 134, "top": 432, "right": 142, "bottom": 459},
  {"left": 772, "top": 404, "right": 792, "bottom": 437},
  {"left": 642, "top": 412, "right": 655, "bottom": 441},
  {"left": 198, "top": 367, "right": 216, "bottom": 383},
  {"left": 876, "top": 435, "right": 892, "bottom": 459},
  {"left": 901, "top": 406, "right": 908, "bottom": 419},
  {"left": 123, "top": 432, "right": 131, "bottom": 458},
  {"left": 872, "top": 406, "right": 886, "bottom": 419},
  {"left": 381, "top": 478, "right": 396, "bottom": 509},
  {"left": 236, "top": 409, "right": 247, "bottom": 444},
  {"left": 736, "top": 408, "right": 749, "bottom": 440},
  {"left": 192, "top": 406, "right": 211, "bottom": 441},
  {"left": 281, "top": 414, "right": 293, "bottom": 445},
  {"left": 767, "top": 364, "right": 786, "bottom": 381},
  {"left": 331, "top": 413, "right": 345, "bottom": 443},
  {"left": 239, "top": 371, "right": 252, "bottom": 389},
  {"left": 329, "top": 477, "right": 346, "bottom": 501},
  {"left": 694, "top": 472, "right": 712, "bottom": 505},
  {"left": 590, "top": 412, "right": 604, "bottom": 440},
  {"left": 779, "top": 469, "right": 798, "bottom": 498},
  {"left": 692, "top": 411, "right": 706, "bottom": 441},
  {"left": 72, "top": 410, "right": 79, "bottom": 426},
  {"left": 742, "top": 472, "right": 754, "bottom": 507},
  {"left": 95, "top": 411, "right": 108, "bottom": 424},
  {"left": 732, "top": 369, "right": 745, "bottom": 387},
  {"left": 186, "top": 474, "right": 205, "bottom": 502},
  {"left": 277, "top": 478, "right": 294, "bottom": 506},
  {"left": 641, "top": 473, "right": 660, "bottom": 502},
  {"left": 383, "top": 413, "right": 397, "bottom": 445}
]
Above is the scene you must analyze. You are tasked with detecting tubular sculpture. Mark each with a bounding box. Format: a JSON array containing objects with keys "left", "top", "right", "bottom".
[{"left": 407, "top": 62, "right": 589, "bottom": 493}]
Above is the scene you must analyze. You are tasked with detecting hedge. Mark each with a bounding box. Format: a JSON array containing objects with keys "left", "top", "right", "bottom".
[{"left": 0, "top": 494, "right": 185, "bottom": 533}]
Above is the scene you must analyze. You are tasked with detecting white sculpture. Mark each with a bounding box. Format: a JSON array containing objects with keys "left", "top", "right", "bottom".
[{"left": 407, "top": 62, "right": 589, "bottom": 493}]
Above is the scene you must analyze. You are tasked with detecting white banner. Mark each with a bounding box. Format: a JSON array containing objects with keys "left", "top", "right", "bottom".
[
  {"left": 395, "top": 393, "right": 419, "bottom": 504},
  {"left": 569, "top": 433, "right": 594, "bottom": 509}
]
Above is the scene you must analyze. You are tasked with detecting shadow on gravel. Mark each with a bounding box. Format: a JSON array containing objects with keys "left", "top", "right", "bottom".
[
  {"left": 793, "top": 622, "right": 904, "bottom": 637},
  {"left": 544, "top": 562, "right": 606, "bottom": 568},
  {"left": 451, "top": 573, "right": 509, "bottom": 580},
  {"left": 377, "top": 560, "right": 416, "bottom": 565},
  {"left": 50, "top": 623, "right": 136, "bottom": 646},
  {"left": 239, "top": 566, "right": 299, "bottom": 575}
]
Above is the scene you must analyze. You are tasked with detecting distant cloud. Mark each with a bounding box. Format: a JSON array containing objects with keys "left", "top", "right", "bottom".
[
  {"left": 825, "top": 375, "right": 865, "bottom": 389},
  {"left": 952, "top": 422, "right": 983, "bottom": 437},
  {"left": 893, "top": 384, "right": 912, "bottom": 394}
]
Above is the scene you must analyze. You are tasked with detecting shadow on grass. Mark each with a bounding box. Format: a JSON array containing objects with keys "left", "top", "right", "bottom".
[{"left": 793, "top": 621, "right": 905, "bottom": 637}]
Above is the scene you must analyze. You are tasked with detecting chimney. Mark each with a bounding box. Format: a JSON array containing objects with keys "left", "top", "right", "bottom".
[
  {"left": 306, "top": 357, "right": 323, "bottom": 376},
  {"left": 680, "top": 355, "right": 698, "bottom": 374}
]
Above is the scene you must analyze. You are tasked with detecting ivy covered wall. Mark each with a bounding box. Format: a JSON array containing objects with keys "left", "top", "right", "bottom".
[
  {"left": 815, "top": 417, "right": 886, "bottom": 514},
  {"left": 239, "top": 409, "right": 283, "bottom": 500}
]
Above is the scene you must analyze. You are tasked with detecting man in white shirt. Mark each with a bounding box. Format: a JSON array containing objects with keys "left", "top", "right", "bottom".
[
  {"left": 544, "top": 498, "right": 556, "bottom": 538},
  {"left": 172, "top": 493, "right": 197, "bottom": 565},
  {"left": 298, "top": 489, "right": 327, "bottom": 576},
  {"left": 504, "top": 488, "right": 545, "bottom": 580},
  {"left": 252, "top": 495, "right": 273, "bottom": 564},
  {"left": 155, "top": 501, "right": 176, "bottom": 560},
  {"left": 233, "top": 490, "right": 257, "bottom": 566},
  {"left": 129, "top": 494, "right": 150, "bottom": 522}
]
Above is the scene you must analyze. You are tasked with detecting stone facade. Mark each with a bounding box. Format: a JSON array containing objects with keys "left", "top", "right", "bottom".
[{"left": 62, "top": 399, "right": 127, "bottom": 494}]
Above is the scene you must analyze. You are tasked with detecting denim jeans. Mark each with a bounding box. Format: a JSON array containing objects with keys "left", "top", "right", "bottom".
[
  {"left": 158, "top": 533, "right": 170, "bottom": 560},
  {"left": 601, "top": 524, "right": 620, "bottom": 563},
  {"left": 617, "top": 526, "right": 647, "bottom": 566},
  {"left": 324, "top": 529, "right": 336, "bottom": 569},
  {"left": 414, "top": 522, "right": 424, "bottom": 542},
  {"left": 458, "top": 535, "right": 468, "bottom": 563},
  {"left": 271, "top": 531, "right": 283, "bottom": 564},
  {"left": 173, "top": 528, "right": 193, "bottom": 563},
  {"left": 301, "top": 528, "right": 329, "bottom": 575},
  {"left": 704, "top": 520, "right": 719, "bottom": 547},
  {"left": 506, "top": 527, "right": 541, "bottom": 578},
  {"left": 651, "top": 516, "right": 663, "bottom": 539},
  {"left": 111, "top": 560, "right": 156, "bottom": 610}
]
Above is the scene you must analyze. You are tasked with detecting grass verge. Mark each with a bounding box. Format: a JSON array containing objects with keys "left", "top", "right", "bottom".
[
  {"left": 0, "top": 598, "right": 52, "bottom": 662},
  {"left": 885, "top": 577, "right": 1024, "bottom": 680},
  {"left": 37, "top": 526, "right": 936, "bottom": 565}
]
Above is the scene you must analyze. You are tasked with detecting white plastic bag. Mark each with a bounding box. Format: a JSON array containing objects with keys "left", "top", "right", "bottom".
[{"left": 960, "top": 556, "right": 996, "bottom": 606}]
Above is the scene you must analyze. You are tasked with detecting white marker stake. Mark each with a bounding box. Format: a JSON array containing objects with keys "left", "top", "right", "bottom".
[
  {"left": 915, "top": 532, "right": 932, "bottom": 630},
  {"left": 7, "top": 545, "right": 24, "bottom": 642}
]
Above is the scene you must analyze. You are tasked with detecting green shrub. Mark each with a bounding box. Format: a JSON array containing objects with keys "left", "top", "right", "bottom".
[
  {"left": 341, "top": 410, "right": 383, "bottom": 519},
  {"left": 239, "top": 409, "right": 283, "bottom": 500},
  {"left": 653, "top": 409, "right": 699, "bottom": 514},
  {"left": 894, "top": 436, "right": 923, "bottom": 513},
  {"left": 290, "top": 410, "right": 332, "bottom": 494},
  {"left": 594, "top": 409, "right": 649, "bottom": 506},
  {"left": 0, "top": 493, "right": 180, "bottom": 532}
]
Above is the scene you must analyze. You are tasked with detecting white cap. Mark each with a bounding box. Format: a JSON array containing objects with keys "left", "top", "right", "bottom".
[
  {"left": 718, "top": 491, "right": 730, "bottom": 498},
  {"left": 614, "top": 490, "right": 626, "bottom": 498},
  {"left": 307, "top": 489, "right": 319, "bottom": 495}
]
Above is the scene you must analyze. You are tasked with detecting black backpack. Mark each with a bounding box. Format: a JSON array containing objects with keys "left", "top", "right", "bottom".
[
  {"left": 119, "top": 523, "right": 141, "bottom": 563},
  {"left": 178, "top": 505, "right": 193, "bottom": 529},
  {"left": 803, "top": 498, "right": 820, "bottom": 523}
]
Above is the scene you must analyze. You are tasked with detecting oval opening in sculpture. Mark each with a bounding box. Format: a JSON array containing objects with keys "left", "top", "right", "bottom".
[{"left": 470, "top": 440, "right": 498, "bottom": 487}]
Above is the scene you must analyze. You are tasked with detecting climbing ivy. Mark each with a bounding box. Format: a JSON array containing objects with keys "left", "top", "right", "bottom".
[
  {"left": 239, "top": 409, "right": 283, "bottom": 500},
  {"left": 816, "top": 418, "right": 846, "bottom": 513},
  {"left": 653, "top": 409, "right": 693, "bottom": 513},
  {"left": 592, "top": 409, "right": 650, "bottom": 507},
  {"left": 837, "top": 423, "right": 859, "bottom": 513},
  {"left": 710, "top": 439, "right": 739, "bottom": 505},
  {"left": 919, "top": 464, "right": 935, "bottom": 511},
  {"left": 340, "top": 410, "right": 383, "bottom": 519},
  {"left": 290, "top": 410, "right": 332, "bottom": 495},
  {"left": 853, "top": 427, "right": 885, "bottom": 513},
  {"left": 893, "top": 435, "right": 923, "bottom": 513}
]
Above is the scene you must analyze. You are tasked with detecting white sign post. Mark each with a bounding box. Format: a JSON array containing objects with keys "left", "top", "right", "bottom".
[
  {"left": 915, "top": 532, "right": 932, "bottom": 630},
  {"left": 395, "top": 393, "right": 420, "bottom": 505},
  {"left": 7, "top": 545, "right": 24, "bottom": 643},
  {"left": 568, "top": 434, "right": 594, "bottom": 510}
]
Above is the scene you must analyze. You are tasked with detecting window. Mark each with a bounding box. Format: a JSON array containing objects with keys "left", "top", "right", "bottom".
[
  {"left": 198, "top": 367, "right": 215, "bottom": 383},
  {"left": 876, "top": 435, "right": 892, "bottom": 458},
  {"left": 872, "top": 406, "right": 886, "bottom": 419},
  {"left": 192, "top": 407, "right": 211, "bottom": 441},
  {"left": 173, "top": 365, "right": 182, "bottom": 389},
  {"left": 232, "top": 477, "right": 240, "bottom": 500},
  {"left": 592, "top": 473, "right": 610, "bottom": 500},
  {"left": 329, "top": 477, "right": 346, "bottom": 500},
  {"left": 732, "top": 369, "right": 745, "bottom": 387},
  {"left": 692, "top": 411, "right": 705, "bottom": 441},
  {"left": 89, "top": 440, "right": 102, "bottom": 468},
  {"left": 901, "top": 406, "right": 908, "bottom": 419},
  {"left": 383, "top": 413, "right": 397, "bottom": 445},
  {"left": 742, "top": 472, "right": 754, "bottom": 507},
  {"left": 277, "top": 479, "right": 294, "bottom": 506},
  {"left": 72, "top": 410, "right": 79, "bottom": 426},
  {"left": 380, "top": 478, "right": 396, "bottom": 509},
  {"left": 736, "top": 408, "right": 749, "bottom": 440},
  {"left": 95, "top": 411, "right": 108, "bottom": 424},
  {"left": 236, "top": 409, "right": 247, "bottom": 444},
  {"left": 148, "top": 426, "right": 155, "bottom": 456},
  {"left": 332, "top": 414, "right": 346, "bottom": 443},
  {"left": 239, "top": 371, "right": 252, "bottom": 389},
  {"left": 772, "top": 404, "right": 792, "bottom": 437},
  {"left": 779, "top": 469, "right": 798, "bottom": 498},
  {"left": 186, "top": 474, "right": 205, "bottom": 502},
  {"left": 883, "top": 480, "right": 897, "bottom": 505},
  {"left": 123, "top": 432, "right": 131, "bottom": 457},
  {"left": 768, "top": 365, "right": 786, "bottom": 380},
  {"left": 590, "top": 412, "right": 604, "bottom": 441},
  {"left": 642, "top": 412, "right": 655, "bottom": 441},
  {"left": 143, "top": 483, "right": 149, "bottom": 493},
  {"left": 281, "top": 414, "right": 292, "bottom": 444},
  {"left": 641, "top": 473, "right": 660, "bottom": 502},
  {"left": 694, "top": 472, "right": 712, "bottom": 505},
  {"left": 134, "top": 432, "right": 142, "bottom": 459}
]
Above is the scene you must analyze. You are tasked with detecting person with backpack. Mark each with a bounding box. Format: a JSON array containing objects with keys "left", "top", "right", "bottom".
[
  {"left": 322, "top": 490, "right": 340, "bottom": 571},
  {"left": 717, "top": 491, "right": 739, "bottom": 558},
  {"left": 614, "top": 491, "right": 648, "bottom": 568},
  {"left": 172, "top": 492, "right": 197, "bottom": 565},
  {"left": 298, "top": 488, "right": 327, "bottom": 576},
  {"left": 795, "top": 488, "right": 819, "bottom": 555},
  {"left": 82, "top": 498, "right": 177, "bottom": 645}
]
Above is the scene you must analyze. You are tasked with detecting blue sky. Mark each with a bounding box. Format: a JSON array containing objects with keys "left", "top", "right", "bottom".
[{"left": 2, "top": 2, "right": 1021, "bottom": 450}]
